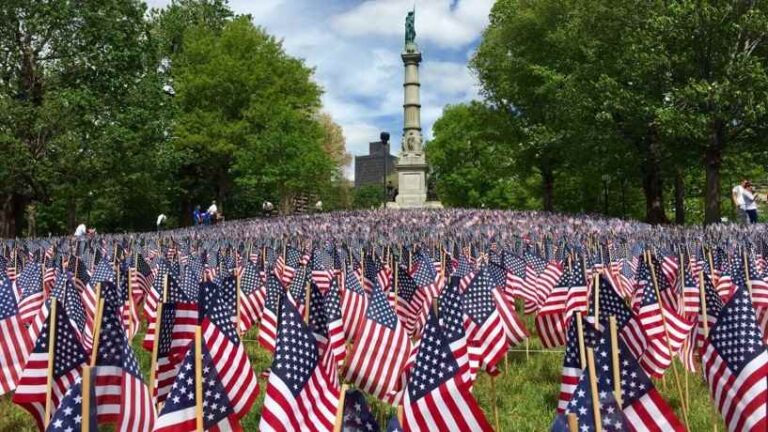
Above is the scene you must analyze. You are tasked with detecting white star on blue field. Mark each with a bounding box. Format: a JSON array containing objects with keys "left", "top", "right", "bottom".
[{"left": 146, "top": 0, "right": 492, "bottom": 178}]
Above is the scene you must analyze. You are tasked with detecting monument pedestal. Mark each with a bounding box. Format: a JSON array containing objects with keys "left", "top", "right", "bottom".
[{"left": 386, "top": 153, "right": 443, "bottom": 209}]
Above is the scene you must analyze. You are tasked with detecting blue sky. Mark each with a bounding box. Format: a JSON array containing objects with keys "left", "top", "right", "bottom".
[{"left": 147, "top": 0, "right": 494, "bottom": 178}]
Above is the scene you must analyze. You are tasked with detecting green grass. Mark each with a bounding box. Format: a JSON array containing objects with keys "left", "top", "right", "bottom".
[{"left": 0, "top": 315, "right": 724, "bottom": 431}]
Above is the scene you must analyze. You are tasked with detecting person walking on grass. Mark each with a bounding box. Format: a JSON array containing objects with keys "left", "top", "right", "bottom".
[
  {"left": 732, "top": 179, "right": 749, "bottom": 223},
  {"left": 743, "top": 181, "right": 759, "bottom": 224}
]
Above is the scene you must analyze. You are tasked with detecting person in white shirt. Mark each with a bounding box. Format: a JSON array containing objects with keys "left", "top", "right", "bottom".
[
  {"left": 743, "top": 182, "right": 759, "bottom": 224},
  {"left": 732, "top": 180, "right": 748, "bottom": 223},
  {"left": 207, "top": 200, "right": 218, "bottom": 215},
  {"left": 74, "top": 223, "right": 87, "bottom": 237},
  {"left": 156, "top": 214, "right": 167, "bottom": 230}
]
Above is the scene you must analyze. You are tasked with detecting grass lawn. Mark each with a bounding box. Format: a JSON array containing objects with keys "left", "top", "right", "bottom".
[{"left": 0, "top": 314, "right": 724, "bottom": 431}]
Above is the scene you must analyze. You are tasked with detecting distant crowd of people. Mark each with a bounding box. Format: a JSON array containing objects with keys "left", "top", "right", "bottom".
[{"left": 193, "top": 200, "right": 223, "bottom": 226}]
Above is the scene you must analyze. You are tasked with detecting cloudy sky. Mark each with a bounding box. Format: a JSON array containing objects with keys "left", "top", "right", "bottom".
[{"left": 146, "top": 0, "right": 494, "bottom": 177}]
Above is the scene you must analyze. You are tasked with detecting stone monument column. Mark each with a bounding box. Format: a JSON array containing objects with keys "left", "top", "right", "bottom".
[{"left": 393, "top": 10, "right": 429, "bottom": 208}]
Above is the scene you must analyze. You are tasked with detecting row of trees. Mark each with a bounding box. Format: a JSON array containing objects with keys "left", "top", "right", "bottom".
[
  {"left": 427, "top": 0, "right": 768, "bottom": 224},
  {"left": 0, "top": 0, "right": 351, "bottom": 236}
]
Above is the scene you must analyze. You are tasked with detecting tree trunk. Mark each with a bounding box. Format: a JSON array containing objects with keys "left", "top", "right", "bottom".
[
  {"left": 0, "top": 193, "right": 25, "bottom": 238},
  {"left": 674, "top": 168, "right": 685, "bottom": 225},
  {"left": 704, "top": 120, "right": 724, "bottom": 225},
  {"left": 641, "top": 133, "right": 668, "bottom": 224},
  {"left": 541, "top": 167, "right": 554, "bottom": 212}
]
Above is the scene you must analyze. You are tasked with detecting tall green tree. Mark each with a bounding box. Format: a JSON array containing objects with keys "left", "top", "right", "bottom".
[{"left": 0, "top": 0, "right": 171, "bottom": 235}]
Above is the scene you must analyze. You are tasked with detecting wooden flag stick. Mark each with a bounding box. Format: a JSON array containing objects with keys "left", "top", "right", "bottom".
[
  {"left": 567, "top": 413, "right": 579, "bottom": 432},
  {"left": 742, "top": 250, "right": 754, "bottom": 301},
  {"left": 586, "top": 348, "right": 602, "bottom": 432},
  {"left": 608, "top": 316, "right": 622, "bottom": 407},
  {"left": 304, "top": 280, "right": 311, "bottom": 324},
  {"left": 44, "top": 299, "right": 58, "bottom": 429},
  {"left": 332, "top": 383, "right": 349, "bottom": 432},
  {"left": 490, "top": 375, "right": 501, "bottom": 432},
  {"left": 397, "top": 405, "right": 404, "bottom": 427},
  {"left": 575, "top": 313, "right": 586, "bottom": 368},
  {"left": 646, "top": 251, "right": 690, "bottom": 429},
  {"left": 236, "top": 271, "right": 242, "bottom": 335},
  {"left": 194, "top": 326, "right": 203, "bottom": 432},
  {"left": 89, "top": 298, "right": 105, "bottom": 366},
  {"left": 593, "top": 274, "right": 600, "bottom": 324},
  {"left": 81, "top": 366, "right": 92, "bottom": 432},
  {"left": 699, "top": 271, "right": 709, "bottom": 338},
  {"left": 148, "top": 300, "right": 164, "bottom": 405}
]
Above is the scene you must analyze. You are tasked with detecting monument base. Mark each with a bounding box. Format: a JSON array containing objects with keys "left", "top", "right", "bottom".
[
  {"left": 386, "top": 152, "right": 442, "bottom": 209},
  {"left": 386, "top": 200, "right": 443, "bottom": 209}
]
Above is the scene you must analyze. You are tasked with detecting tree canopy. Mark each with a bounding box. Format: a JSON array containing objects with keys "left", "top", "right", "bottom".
[
  {"left": 0, "top": 0, "right": 350, "bottom": 236},
  {"left": 429, "top": 0, "right": 768, "bottom": 224}
]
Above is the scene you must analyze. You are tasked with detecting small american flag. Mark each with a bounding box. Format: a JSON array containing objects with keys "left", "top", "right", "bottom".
[
  {"left": 344, "top": 280, "right": 411, "bottom": 402},
  {"left": 200, "top": 279, "right": 259, "bottom": 420},
  {"left": 46, "top": 374, "right": 97, "bottom": 432},
  {"left": 154, "top": 341, "right": 243, "bottom": 432},
  {"left": 257, "top": 274, "right": 284, "bottom": 353},
  {"left": 463, "top": 267, "right": 509, "bottom": 374},
  {"left": 341, "top": 388, "right": 379, "bottom": 431},
  {"left": 403, "top": 309, "right": 493, "bottom": 431},
  {"left": 502, "top": 252, "right": 538, "bottom": 313},
  {"left": 340, "top": 265, "right": 368, "bottom": 342},
  {"left": 237, "top": 261, "right": 265, "bottom": 333},
  {"left": 17, "top": 262, "right": 44, "bottom": 324},
  {"left": 260, "top": 294, "right": 340, "bottom": 431},
  {"left": 13, "top": 299, "right": 87, "bottom": 431},
  {"left": 0, "top": 277, "right": 32, "bottom": 396},
  {"left": 324, "top": 278, "right": 346, "bottom": 367},
  {"left": 310, "top": 248, "right": 334, "bottom": 294},
  {"left": 702, "top": 285, "right": 768, "bottom": 432}
]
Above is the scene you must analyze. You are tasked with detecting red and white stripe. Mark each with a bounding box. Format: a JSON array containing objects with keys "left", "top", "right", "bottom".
[
  {"left": 94, "top": 365, "right": 123, "bottom": 423},
  {"left": 702, "top": 342, "right": 768, "bottom": 432},
  {"left": 493, "top": 287, "right": 528, "bottom": 346},
  {"left": 203, "top": 318, "right": 259, "bottom": 419},
  {"left": 623, "top": 388, "right": 686, "bottom": 431},
  {"left": 259, "top": 360, "right": 340, "bottom": 432},
  {"left": 0, "top": 312, "right": 32, "bottom": 395},
  {"left": 403, "top": 376, "right": 493, "bottom": 432},
  {"left": 344, "top": 316, "right": 411, "bottom": 402},
  {"left": 464, "top": 309, "right": 508, "bottom": 373},
  {"left": 118, "top": 371, "right": 155, "bottom": 432}
]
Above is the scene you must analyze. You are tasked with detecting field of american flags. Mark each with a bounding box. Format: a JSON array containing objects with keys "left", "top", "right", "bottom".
[
  {"left": 0, "top": 309, "right": 725, "bottom": 431},
  {"left": 5, "top": 209, "right": 768, "bottom": 431}
]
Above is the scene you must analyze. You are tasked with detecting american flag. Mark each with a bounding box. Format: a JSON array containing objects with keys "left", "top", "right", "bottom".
[
  {"left": 17, "top": 262, "right": 44, "bottom": 324},
  {"left": 462, "top": 267, "right": 509, "bottom": 373},
  {"left": 502, "top": 252, "right": 538, "bottom": 313},
  {"left": 744, "top": 253, "right": 768, "bottom": 308},
  {"left": 310, "top": 248, "right": 334, "bottom": 294},
  {"left": 438, "top": 277, "right": 473, "bottom": 385},
  {"left": 237, "top": 261, "right": 265, "bottom": 334},
  {"left": 154, "top": 340, "right": 243, "bottom": 432},
  {"left": 403, "top": 309, "right": 493, "bottom": 432},
  {"left": 341, "top": 388, "right": 379, "bottom": 431},
  {"left": 276, "top": 246, "right": 302, "bottom": 286},
  {"left": 257, "top": 274, "right": 284, "bottom": 352},
  {"left": 702, "top": 285, "right": 768, "bottom": 432},
  {"left": 525, "top": 250, "right": 563, "bottom": 309},
  {"left": 324, "top": 279, "right": 346, "bottom": 367},
  {"left": 287, "top": 266, "right": 309, "bottom": 317},
  {"left": 200, "top": 279, "right": 259, "bottom": 420},
  {"left": 535, "top": 267, "right": 573, "bottom": 348},
  {"left": 51, "top": 272, "right": 92, "bottom": 353},
  {"left": 393, "top": 264, "right": 424, "bottom": 335},
  {"left": 452, "top": 254, "right": 475, "bottom": 292},
  {"left": 340, "top": 265, "right": 368, "bottom": 342},
  {"left": 602, "top": 324, "right": 684, "bottom": 430},
  {"left": 344, "top": 280, "right": 411, "bottom": 402},
  {"left": 0, "top": 277, "right": 32, "bottom": 396},
  {"left": 679, "top": 264, "right": 701, "bottom": 317},
  {"left": 130, "top": 253, "right": 153, "bottom": 302},
  {"left": 92, "top": 303, "right": 154, "bottom": 429},
  {"left": 589, "top": 276, "right": 646, "bottom": 362},
  {"left": 635, "top": 262, "right": 694, "bottom": 378},
  {"left": 554, "top": 354, "right": 628, "bottom": 431},
  {"left": 556, "top": 317, "right": 596, "bottom": 413},
  {"left": 46, "top": 374, "right": 97, "bottom": 432},
  {"left": 260, "top": 294, "right": 340, "bottom": 431},
  {"left": 13, "top": 299, "right": 87, "bottom": 431}
]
